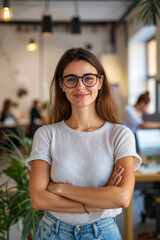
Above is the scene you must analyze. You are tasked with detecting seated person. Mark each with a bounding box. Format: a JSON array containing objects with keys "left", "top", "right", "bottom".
[
  {"left": 123, "top": 91, "right": 160, "bottom": 134},
  {"left": 0, "top": 98, "right": 19, "bottom": 147},
  {"left": 1, "top": 99, "right": 18, "bottom": 127}
]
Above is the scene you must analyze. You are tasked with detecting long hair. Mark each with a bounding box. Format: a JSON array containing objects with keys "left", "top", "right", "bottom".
[
  {"left": 1, "top": 99, "right": 12, "bottom": 120},
  {"left": 49, "top": 47, "right": 121, "bottom": 124}
]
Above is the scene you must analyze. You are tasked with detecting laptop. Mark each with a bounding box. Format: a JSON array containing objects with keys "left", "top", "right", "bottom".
[{"left": 136, "top": 128, "right": 160, "bottom": 157}]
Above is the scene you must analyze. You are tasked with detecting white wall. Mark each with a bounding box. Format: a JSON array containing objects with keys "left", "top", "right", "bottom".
[
  {"left": 0, "top": 26, "right": 40, "bottom": 117},
  {"left": 1, "top": 24, "right": 120, "bottom": 118}
]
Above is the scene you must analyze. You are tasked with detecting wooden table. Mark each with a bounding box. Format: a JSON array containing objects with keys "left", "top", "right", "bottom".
[{"left": 124, "top": 171, "right": 160, "bottom": 240}]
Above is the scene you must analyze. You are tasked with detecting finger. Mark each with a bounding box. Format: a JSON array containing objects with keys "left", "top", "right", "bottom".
[
  {"left": 112, "top": 166, "right": 124, "bottom": 179},
  {"left": 109, "top": 167, "right": 124, "bottom": 186},
  {"left": 114, "top": 176, "right": 122, "bottom": 186},
  {"left": 107, "top": 166, "right": 124, "bottom": 186}
]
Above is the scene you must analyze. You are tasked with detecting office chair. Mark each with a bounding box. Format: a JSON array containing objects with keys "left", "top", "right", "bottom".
[
  {"left": 137, "top": 196, "right": 160, "bottom": 240},
  {"left": 141, "top": 187, "right": 160, "bottom": 223}
]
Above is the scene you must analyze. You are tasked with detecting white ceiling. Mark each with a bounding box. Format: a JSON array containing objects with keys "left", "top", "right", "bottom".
[{"left": 0, "top": 0, "right": 137, "bottom": 22}]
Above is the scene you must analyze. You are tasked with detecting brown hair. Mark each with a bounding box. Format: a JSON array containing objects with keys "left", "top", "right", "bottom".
[
  {"left": 49, "top": 47, "right": 121, "bottom": 124},
  {"left": 1, "top": 99, "right": 12, "bottom": 117},
  {"left": 136, "top": 91, "right": 150, "bottom": 104}
]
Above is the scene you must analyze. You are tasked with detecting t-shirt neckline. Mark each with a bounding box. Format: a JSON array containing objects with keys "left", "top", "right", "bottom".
[{"left": 61, "top": 120, "right": 109, "bottom": 135}]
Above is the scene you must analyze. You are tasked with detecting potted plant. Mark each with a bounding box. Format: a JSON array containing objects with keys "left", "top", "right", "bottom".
[{"left": 0, "top": 128, "right": 44, "bottom": 240}]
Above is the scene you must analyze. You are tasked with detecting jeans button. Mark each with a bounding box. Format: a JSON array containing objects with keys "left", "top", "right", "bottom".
[{"left": 77, "top": 228, "right": 81, "bottom": 232}]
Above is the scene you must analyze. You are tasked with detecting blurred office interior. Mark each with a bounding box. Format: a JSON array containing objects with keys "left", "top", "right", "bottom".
[{"left": 0, "top": 1, "right": 160, "bottom": 240}]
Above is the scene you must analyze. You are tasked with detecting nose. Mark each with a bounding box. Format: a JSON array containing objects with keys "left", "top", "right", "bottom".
[{"left": 76, "top": 77, "right": 85, "bottom": 88}]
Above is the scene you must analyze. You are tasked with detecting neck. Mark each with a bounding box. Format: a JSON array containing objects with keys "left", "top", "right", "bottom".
[
  {"left": 65, "top": 105, "right": 104, "bottom": 132},
  {"left": 134, "top": 104, "right": 141, "bottom": 111}
]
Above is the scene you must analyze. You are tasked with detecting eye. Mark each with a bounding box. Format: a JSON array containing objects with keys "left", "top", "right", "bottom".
[
  {"left": 84, "top": 75, "right": 95, "bottom": 81},
  {"left": 65, "top": 77, "right": 76, "bottom": 82}
]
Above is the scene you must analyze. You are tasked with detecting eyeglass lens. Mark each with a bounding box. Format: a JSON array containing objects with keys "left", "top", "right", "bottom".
[{"left": 63, "top": 74, "right": 99, "bottom": 88}]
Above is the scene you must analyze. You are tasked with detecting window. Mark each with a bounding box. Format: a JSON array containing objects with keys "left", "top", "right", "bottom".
[{"left": 146, "top": 38, "right": 157, "bottom": 113}]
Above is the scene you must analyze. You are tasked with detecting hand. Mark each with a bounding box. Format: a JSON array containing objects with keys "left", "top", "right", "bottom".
[
  {"left": 107, "top": 165, "right": 124, "bottom": 186},
  {"left": 47, "top": 181, "right": 58, "bottom": 193}
]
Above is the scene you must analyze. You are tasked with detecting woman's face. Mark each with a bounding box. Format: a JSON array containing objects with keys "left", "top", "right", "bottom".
[
  {"left": 139, "top": 101, "right": 149, "bottom": 114},
  {"left": 60, "top": 60, "right": 103, "bottom": 109}
]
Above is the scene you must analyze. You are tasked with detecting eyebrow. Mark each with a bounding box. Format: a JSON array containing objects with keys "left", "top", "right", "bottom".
[{"left": 63, "top": 73, "right": 98, "bottom": 77}]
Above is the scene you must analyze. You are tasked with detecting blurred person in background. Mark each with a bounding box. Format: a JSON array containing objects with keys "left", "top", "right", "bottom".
[
  {"left": 28, "top": 99, "right": 43, "bottom": 138},
  {"left": 0, "top": 99, "right": 19, "bottom": 149},
  {"left": 0, "top": 99, "right": 18, "bottom": 127},
  {"left": 123, "top": 91, "right": 160, "bottom": 135}
]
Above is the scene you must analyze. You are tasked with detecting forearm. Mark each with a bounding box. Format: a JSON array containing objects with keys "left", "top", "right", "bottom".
[
  {"left": 47, "top": 162, "right": 133, "bottom": 209},
  {"left": 30, "top": 188, "right": 101, "bottom": 213},
  {"left": 29, "top": 160, "right": 101, "bottom": 213},
  {"left": 52, "top": 184, "right": 129, "bottom": 209},
  {"left": 47, "top": 164, "right": 130, "bottom": 210},
  {"left": 140, "top": 121, "right": 160, "bottom": 129}
]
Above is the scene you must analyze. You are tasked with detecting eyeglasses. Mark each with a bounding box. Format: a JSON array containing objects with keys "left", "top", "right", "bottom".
[{"left": 61, "top": 73, "right": 101, "bottom": 89}]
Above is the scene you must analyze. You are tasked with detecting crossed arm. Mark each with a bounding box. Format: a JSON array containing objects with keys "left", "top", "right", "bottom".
[{"left": 29, "top": 156, "right": 135, "bottom": 213}]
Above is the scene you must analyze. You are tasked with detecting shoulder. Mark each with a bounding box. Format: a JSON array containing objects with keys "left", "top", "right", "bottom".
[
  {"left": 124, "top": 105, "right": 134, "bottom": 113},
  {"left": 34, "top": 121, "right": 63, "bottom": 138},
  {"left": 125, "top": 105, "right": 137, "bottom": 115},
  {"left": 107, "top": 122, "right": 134, "bottom": 139}
]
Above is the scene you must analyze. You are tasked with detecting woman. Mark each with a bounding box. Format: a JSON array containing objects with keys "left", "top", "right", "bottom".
[
  {"left": 1, "top": 99, "right": 18, "bottom": 127},
  {"left": 26, "top": 48, "right": 141, "bottom": 240},
  {"left": 123, "top": 91, "right": 160, "bottom": 134},
  {"left": 0, "top": 99, "right": 19, "bottom": 147},
  {"left": 29, "top": 99, "right": 43, "bottom": 138}
]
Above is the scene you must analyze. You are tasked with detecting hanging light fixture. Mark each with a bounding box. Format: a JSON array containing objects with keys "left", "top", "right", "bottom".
[
  {"left": 42, "top": 0, "right": 52, "bottom": 36},
  {"left": 71, "top": 0, "right": 81, "bottom": 34},
  {"left": 1, "top": 0, "right": 13, "bottom": 22},
  {"left": 26, "top": 39, "right": 38, "bottom": 52}
]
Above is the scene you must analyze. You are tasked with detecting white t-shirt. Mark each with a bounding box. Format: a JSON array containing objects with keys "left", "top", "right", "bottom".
[
  {"left": 123, "top": 105, "right": 143, "bottom": 134},
  {"left": 26, "top": 120, "right": 141, "bottom": 225}
]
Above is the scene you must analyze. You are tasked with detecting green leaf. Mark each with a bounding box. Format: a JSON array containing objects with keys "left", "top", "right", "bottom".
[
  {"left": 0, "top": 128, "right": 44, "bottom": 239},
  {"left": 138, "top": 0, "right": 160, "bottom": 25}
]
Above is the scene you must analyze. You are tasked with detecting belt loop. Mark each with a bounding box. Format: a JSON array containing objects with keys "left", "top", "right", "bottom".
[
  {"left": 93, "top": 223, "right": 98, "bottom": 238},
  {"left": 55, "top": 220, "right": 60, "bottom": 234}
]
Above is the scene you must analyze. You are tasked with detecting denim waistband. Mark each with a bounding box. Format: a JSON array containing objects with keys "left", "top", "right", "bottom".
[{"left": 42, "top": 211, "right": 115, "bottom": 238}]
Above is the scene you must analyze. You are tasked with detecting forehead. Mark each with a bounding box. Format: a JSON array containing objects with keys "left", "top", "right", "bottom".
[{"left": 63, "top": 60, "right": 97, "bottom": 76}]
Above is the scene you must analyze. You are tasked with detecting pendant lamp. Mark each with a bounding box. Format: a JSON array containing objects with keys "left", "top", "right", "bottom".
[
  {"left": 1, "top": 0, "right": 13, "bottom": 22},
  {"left": 26, "top": 39, "right": 38, "bottom": 52},
  {"left": 42, "top": 0, "right": 52, "bottom": 36},
  {"left": 71, "top": 0, "right": 81, "bottom": 34}
]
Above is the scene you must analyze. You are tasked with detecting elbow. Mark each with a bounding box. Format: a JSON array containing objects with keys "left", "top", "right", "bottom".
[
  {"left": 30, "top": 195, "right": 43, "bottom": 210},
  {"left": 31, "top": 202, "right": 40, "bottom": 210},
  {"left": 119, "top": 191, "right": 131, "bottom": 209}
]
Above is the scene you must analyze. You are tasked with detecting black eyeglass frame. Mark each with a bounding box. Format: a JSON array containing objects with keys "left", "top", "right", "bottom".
[{"left": 60, "top": 73, "right": 101, "bottom": 89}]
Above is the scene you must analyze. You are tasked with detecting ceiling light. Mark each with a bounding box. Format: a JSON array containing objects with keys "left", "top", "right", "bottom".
[
  {"left": 71, "top": 17, "right": 81, "bottom": 34},
  {"left": 42, "top": 0, "right": 52, "bottom": 36},
  {"left": 26, "top": 39, "right": 38, "bottom": 52},
  {"left": 1, "top": 0, "right": 13, "bottom": 22},
  {"left": 71, "top": 0, "right": 81, "bottom": 34},
  {"left": 42, "top": 15, "right": 52, "bottom": 36}
]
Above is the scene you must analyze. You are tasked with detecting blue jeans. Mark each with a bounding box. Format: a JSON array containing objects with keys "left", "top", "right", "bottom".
[{"left": 35, "top": 211, "right": 122, "bottom": 240}]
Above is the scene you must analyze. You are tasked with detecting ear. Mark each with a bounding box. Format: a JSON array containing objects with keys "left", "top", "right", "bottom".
[{"left": 98, "top": 75, "right": 104, "bottom": 90}]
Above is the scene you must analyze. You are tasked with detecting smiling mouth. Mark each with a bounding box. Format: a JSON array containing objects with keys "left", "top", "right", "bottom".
[{"left": 74, "top": 94, "right": 89, "bottom": 98}]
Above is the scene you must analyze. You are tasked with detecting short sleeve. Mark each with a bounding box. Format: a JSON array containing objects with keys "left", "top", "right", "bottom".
[
  {"left": 114, "top": 126, "right": 142, "bottom": 171},
  {"left": 25, "top": 126, "right": 52, "bottom": 170}
]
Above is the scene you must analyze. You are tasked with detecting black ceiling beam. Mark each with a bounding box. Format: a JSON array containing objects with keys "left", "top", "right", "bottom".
[
  {"left": 3, "top": 0, "right": 135, "bottom": 1},
  {"left": 0, "top": 20, "right": 116, "bottom": 26}
]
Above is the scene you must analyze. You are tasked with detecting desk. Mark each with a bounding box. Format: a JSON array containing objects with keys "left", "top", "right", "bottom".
[
  {"left": 0, "top": 119, "right": 29, "bottom": 134},
  {"left": 124, "top": 171, "right": 160, "bottom": 240}
]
